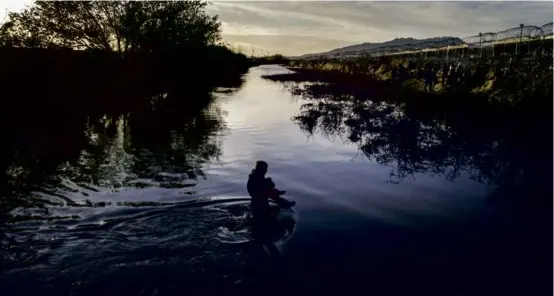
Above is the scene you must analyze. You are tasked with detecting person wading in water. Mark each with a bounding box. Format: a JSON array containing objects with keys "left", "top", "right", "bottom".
[{"left": 247, "top": 161, "right": 295, "bottom": 237}]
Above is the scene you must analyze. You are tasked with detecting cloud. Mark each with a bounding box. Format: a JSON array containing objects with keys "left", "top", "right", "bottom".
[
  {"left": 3, "top": 0, "right": 551, "bottom": 56},
  {"left": 208, "top": 1, "right": 553, "bottom": 56}
]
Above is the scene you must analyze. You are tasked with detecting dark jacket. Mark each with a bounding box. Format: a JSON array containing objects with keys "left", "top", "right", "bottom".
[{"left": 247, "top": 170, "right": 272, "bottom": 213}]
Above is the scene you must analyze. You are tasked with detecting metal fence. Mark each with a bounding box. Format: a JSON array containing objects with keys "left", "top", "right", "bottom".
[
  {"left": 387, "top": 22, "right": 554, "bottom": 57},
  {"left": 312, "top": 22, "right": 554, "bottom": 59},
  {"left": 462, "top": 22, "right": 553, "bottom": 48}
]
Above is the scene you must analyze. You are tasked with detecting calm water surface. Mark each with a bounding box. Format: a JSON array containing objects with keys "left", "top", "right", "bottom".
[{"left": 1, "top": 65, "right": 550, "bottom": 295}]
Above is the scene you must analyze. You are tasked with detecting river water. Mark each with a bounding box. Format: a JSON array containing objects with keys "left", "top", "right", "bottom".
[{"left": 1, "top": 65, "right": 551, "bottom": 295}]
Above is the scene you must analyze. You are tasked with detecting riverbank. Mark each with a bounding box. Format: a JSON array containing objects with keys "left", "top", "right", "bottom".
[
  {"left": 263, "top": 54, "right": 553, "bottom": 121},
  {"left": 2, "top": 65, "right": 550, "bottom": 296},
  {"left": 0, "top": 46, "right": 250, "bottom": 208},
  {"left": 279, "top": 53, "right": 552, "bottom": 104},
  {"left": 262, "top": 63, "right": 552, "bottom": 213},
  {"left": 0, "top": 46, "right": 251, "bottom": 128},
  {"left": 264, "top": 66, "right": 551, "bottom": 118}
]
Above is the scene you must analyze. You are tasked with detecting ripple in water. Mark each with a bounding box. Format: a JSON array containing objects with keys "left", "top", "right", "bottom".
[{"left": 2, "top": 199, "right": 297, "bottom": 294}]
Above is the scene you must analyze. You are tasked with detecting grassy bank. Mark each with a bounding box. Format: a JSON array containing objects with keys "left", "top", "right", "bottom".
[{"left": 276, "top": 53, "right": 552, "bottom": 106}]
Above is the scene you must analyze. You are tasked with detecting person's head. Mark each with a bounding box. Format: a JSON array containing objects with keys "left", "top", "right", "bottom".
[{"left": 254, "top": 160, "right": 268, "bottom": 175}]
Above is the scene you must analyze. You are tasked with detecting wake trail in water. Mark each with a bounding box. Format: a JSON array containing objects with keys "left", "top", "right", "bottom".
[{"left": 2, "top": 195, "right": 297, "bottom": 294}]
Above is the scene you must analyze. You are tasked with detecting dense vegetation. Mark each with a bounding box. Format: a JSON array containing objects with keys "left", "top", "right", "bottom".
[
  {"left": 286, "top": 52, "right": 552, "bottom": 104},
  {"left": 0, "top": 0, "right": 250, "bottom": 94},
  {"left": 251, "top": 54, "right": 289, "bottom": 65},
  {"left": 265, "top": 47, "right": 553, "bottom": 212},
  {"left": 2, "top": 1, "right": 218, "bottom": 51},
  {"left": 0, "top": 1, "right": 250, "bottom": 213}
]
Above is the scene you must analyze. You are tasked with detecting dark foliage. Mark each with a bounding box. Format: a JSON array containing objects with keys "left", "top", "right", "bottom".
[
  {"left": 0, "top": 1, "right": 251, "bottom": 218},
  {"left": 251, "top": 54, "right": 290, "bottom": 66},
  {"left": 262, "top": 62, "right": 552, "bottom": 212},
  {"left": 0, "top": 1, "right": 221, "bottom": 55}
]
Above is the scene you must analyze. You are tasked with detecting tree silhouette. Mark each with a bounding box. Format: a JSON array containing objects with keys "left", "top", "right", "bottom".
[{"left": 1, "top": 1, "right": 220, "bottom": 57}]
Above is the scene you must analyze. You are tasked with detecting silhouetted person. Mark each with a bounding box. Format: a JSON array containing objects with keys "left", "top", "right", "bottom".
[
  {"left": 423, "top": 66, "right": 435, "bottom": 92},
  {"left": 397, "top": 64, "right": 406, "bottom": 82},
  {"left": 442, "top": 64, "right": 450, "bottom": 86},
  {"left": 408, "top": 60, "right": 416, "bottom": 71},
  {"left": 247, "top": 161, "right": 294, "bottom": 237},
  {"left": 242, "top": 164, "right": 298, "bottom": 293},
  {"left": 449, "top": 65, "right": 459, "bottom": 86},
  {"left": 264, "top": 177, "right": 287, "bottom": 201}
]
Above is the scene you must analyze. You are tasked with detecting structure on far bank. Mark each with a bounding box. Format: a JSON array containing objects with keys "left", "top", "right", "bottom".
[{"left": 295, "top": 22, "right": 553, "bottom": 60}]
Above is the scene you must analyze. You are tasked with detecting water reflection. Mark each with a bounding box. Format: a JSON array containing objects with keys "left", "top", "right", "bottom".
[
  {"left": 3, "top": 102, "right": 225, "bottom": 213},
  {"left": 0, "top": 69, "right": 299, "bottom": 293},
  {"left": 2, "top": 64, "right": 550, "bottom": 295},
  {"left": 287, "top": 81, "right": 550, "bottom": 203}
]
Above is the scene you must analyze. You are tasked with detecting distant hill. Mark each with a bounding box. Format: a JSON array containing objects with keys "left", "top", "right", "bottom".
[{"left": 296, "top": 36, "right": 465, "bottom": 59}]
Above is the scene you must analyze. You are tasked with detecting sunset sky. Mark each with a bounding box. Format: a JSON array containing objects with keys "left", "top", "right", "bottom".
[
  {"left": 2, "top": 1, "right": 552, "bottom": 56},
  {"left": 207, "top": 1, "right": 553, "bottom": 56}
]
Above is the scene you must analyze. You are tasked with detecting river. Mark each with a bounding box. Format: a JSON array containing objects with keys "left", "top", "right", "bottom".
[{"left": 1, "top": 65, "right": 550, "bottom": 295}]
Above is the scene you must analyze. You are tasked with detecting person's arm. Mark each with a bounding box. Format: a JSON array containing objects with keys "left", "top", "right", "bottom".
[
  {"left": 266, "top": 189, "right": 295, "bottom": 208},
  {"left": 266, "top": 189, "right": 282, "bottom": 201}
]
